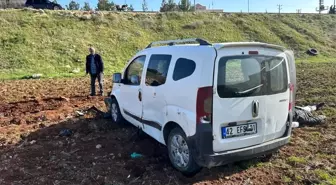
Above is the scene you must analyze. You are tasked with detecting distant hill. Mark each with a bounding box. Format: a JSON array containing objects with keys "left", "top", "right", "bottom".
[{"left": 0, "top": 9, "right": 336, "bottom": 79}]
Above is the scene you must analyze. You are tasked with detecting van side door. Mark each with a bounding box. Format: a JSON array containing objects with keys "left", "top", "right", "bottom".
[
  {"left": 141, "top": 54, "right": 172, "bottom": 143},
  {"left": 119, "top": 55, "right": 147, "bottom": 128}
]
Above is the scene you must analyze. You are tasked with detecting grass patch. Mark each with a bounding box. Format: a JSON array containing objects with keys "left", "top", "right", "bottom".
[
  {"left": 316, "top": 170, "right": 331, "bottom": 180},
  {"left": 1, "top": 10, "right": 336, "bottom": 79},
  {"left": 315, "top": 170, "right": 336, "bottom": 184},
  {"left": 283, "top": 176, "right": 292, "bottom": 183},
  {"left": 287, "top": 156, "right": 307, "bottom": 165}
]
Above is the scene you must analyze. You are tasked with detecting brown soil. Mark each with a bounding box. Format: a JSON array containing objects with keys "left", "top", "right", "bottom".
[{"left": 0, "top": 63, "right": 335, "bottom": 185}]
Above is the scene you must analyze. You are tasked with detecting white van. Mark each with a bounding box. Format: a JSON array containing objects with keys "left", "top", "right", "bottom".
[{"left": 110, "top": 38, "right": 297, "bottom": 175}]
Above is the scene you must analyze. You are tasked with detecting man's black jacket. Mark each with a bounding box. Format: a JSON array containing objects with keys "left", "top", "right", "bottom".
[{"left": 86, "top": 54, "right": 104, "bottom": 74}]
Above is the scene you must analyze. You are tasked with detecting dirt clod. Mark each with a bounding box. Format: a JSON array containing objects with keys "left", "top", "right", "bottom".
[{"left": 96, "top": 144, "right": 102, "bottom": 149}]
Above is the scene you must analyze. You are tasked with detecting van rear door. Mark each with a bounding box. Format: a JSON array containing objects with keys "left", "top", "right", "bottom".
[{"left": 212, "top": 45, "right": 290, "bottom": 152}]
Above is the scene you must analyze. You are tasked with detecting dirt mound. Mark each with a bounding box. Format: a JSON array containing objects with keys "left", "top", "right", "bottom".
[{"left": 0, "top": 96, "right": 105, "bottom": 127}]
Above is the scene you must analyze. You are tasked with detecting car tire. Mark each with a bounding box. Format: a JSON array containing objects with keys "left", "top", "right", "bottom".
[
  {"left": 167, "top": 127, "right": 201, "bottom": 176},
  {"left": 110, "top": 98, "right": 125, "bottom": 125},
  {"left": 307, "top": 48, "right": 319, "bottom": 56}
]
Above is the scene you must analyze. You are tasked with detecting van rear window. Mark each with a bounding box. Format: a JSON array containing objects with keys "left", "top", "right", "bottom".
[{"left": 217, "top": 55, "right": 288, "bottom": 98}]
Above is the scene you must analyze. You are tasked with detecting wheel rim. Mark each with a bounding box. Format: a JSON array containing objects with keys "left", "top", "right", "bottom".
[
  {"left": 111, "top": 103, "right": 118, "bottom": 122},
  {"left": 170, "top": 134, "right": 190, "bottom": 168}
]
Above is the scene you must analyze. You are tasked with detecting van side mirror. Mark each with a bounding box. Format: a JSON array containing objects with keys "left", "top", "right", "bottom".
[{"left": 113, "top": 73, "right": 122, "bottom": 83}]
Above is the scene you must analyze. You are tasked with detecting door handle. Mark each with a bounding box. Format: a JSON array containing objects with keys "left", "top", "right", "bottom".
[
  {"left": 252, "top": 100, "right": 259, "bottom": 118},
  {"left": 138, "top": 91, "right": 142, "bottom": 102}
]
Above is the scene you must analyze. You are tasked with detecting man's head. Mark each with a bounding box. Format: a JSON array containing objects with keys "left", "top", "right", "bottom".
[{"left": 89, "top": 47, "right": 95, "bottom": 55}]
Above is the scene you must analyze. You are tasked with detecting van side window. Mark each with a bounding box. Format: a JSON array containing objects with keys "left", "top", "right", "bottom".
[
  {"left": 173, "top": 58, "right": 196, "bottom": 81},
  {"left": 145, "top": 55, "right": 172, "bottom": 87},
  {"left": 124, "top": 55, "right": 146, "bottom": 86}
]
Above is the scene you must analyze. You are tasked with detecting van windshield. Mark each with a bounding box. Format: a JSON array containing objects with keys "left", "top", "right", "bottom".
[{"left": 217, "top": 55, "right": 288, "bottom": 98}]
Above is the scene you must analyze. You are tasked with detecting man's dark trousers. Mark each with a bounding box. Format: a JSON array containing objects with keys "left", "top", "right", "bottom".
[{"left": 90, "top": 73, "right": 103, "bottom": 96}]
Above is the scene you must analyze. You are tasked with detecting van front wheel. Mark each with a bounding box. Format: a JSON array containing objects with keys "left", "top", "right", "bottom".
[
  {"left": 167, "top": 127, "right": 201, "bottom": 176},
  {"left": 110, "top": 98, "right": 125, "bottom": 124}
]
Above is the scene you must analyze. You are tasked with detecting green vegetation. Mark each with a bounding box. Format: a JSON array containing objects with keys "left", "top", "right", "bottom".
[
  {"left": 283, "top": 176, "right": 292, "bottom": 183},
  {"left": 0, "top": 9, "right": 336, "bottom": 79},
  {"left": 314, "top": 170, "right": 336, "bottom": 185},
  {"left": 287, "top": 156, "right": 307, "bottom": 165}
]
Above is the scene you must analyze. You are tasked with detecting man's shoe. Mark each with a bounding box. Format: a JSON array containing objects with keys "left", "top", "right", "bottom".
[{"left": 316, "top": 103, "right": 325, "bottom": 110}]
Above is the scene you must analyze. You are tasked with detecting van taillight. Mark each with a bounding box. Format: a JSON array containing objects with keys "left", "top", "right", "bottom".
[
  {"left": 196, "top": 86, "right": 213, "bottom": 124},
  {"left": 289, "top": 83, "right": 294, "bottom": 111}
]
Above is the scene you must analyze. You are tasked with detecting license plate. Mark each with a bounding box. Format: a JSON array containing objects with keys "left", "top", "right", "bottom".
[{"left": 222, "top": 123, "right": 257, "bottom": 139}]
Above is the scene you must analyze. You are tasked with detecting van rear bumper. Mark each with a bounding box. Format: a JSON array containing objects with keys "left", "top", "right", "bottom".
[
  {"left": 188, "top": 124, "right": 291, "bottom": 168},
  {"left": 201, "top": 137, "right": 289, "bottom": 168}
]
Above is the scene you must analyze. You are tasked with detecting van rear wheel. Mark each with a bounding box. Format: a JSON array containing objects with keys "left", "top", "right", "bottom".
[{"left": 167, "top": 127, "right": 201, "bottom": 176}]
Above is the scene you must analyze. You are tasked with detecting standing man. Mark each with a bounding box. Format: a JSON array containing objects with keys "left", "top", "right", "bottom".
[{"left": 86, "top": 47, "right": 104, "bottom": 96}]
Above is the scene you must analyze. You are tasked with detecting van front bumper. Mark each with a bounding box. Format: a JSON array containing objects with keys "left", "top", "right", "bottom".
[{"left": 188, "top": 124, "right": 291, "bottom": 168}]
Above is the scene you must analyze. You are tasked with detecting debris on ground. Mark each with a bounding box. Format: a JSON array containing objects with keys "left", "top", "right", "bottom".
[
  {"left": 59, "top": 129, "right": 73, "bottom": 137},
  {"left": 75, "top": 110, "right": 85, "bottom": 116},
  {"left": 131, "top": 152, "right": 143, "bottom": 159},
  {"left": 32, "top": 74, "right": 43, "bottom": 79},
  {"left": 60, "top": 96, "right": 70, "bottom": 102},
  {"left": 96, "top": 144, "right": 102, "bottom": 149},
  {"left": 71, "top": 68, "right": 80, "bottom": 73},
  {"left": 29, "top": 140, "right": 36, "bottom": 145}
]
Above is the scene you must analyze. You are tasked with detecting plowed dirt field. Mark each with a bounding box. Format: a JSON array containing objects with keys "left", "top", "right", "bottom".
[{"left": 0, "top": 62, "right": 335, "bottom": 185}]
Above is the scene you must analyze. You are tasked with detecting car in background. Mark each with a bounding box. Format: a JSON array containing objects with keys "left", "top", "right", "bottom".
[{"left": 25, "top": 0, "right": 63, "bottom": 10}]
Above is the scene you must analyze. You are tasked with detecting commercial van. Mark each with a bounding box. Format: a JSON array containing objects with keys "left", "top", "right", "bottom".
[{"left": 110, "top": 38, "right": 297, "bottom": 175}]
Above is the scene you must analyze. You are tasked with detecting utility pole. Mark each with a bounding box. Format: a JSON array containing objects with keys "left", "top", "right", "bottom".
[
  {"left": 317, "top": 0, "right": 328, "bottom": 14},
  {"left": 194, "top": 0, "right": 196, "bottom": 11},
  {"left": 319, "top": 0, "right": 323, "bottom": 14},
  {"left": 277, "top": 4, "right": 282, "bottom": 14}
]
